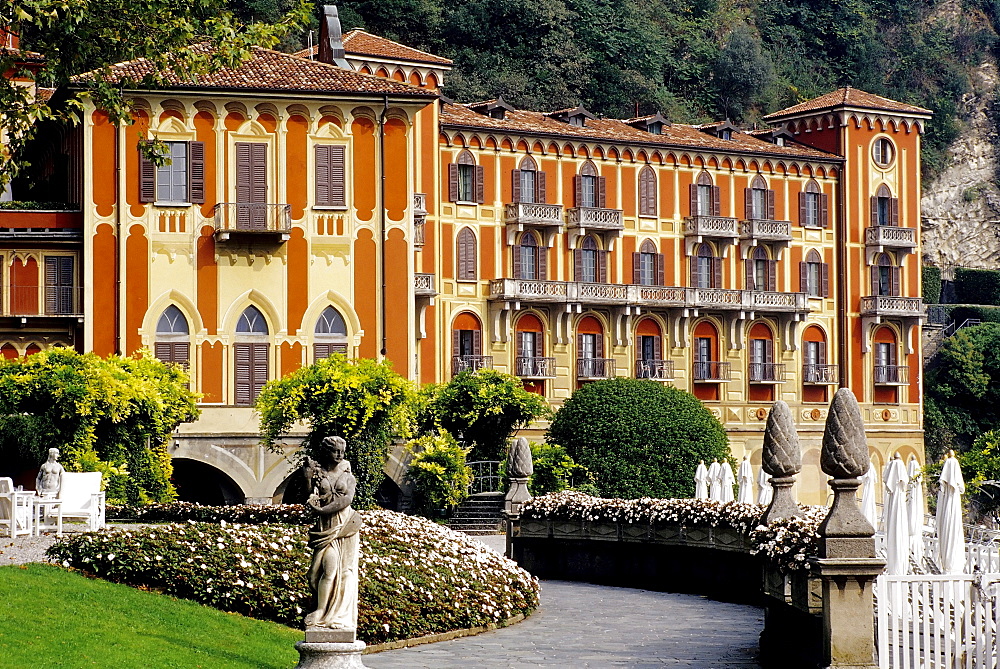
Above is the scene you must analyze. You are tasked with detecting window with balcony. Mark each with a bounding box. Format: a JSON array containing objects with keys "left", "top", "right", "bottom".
[
  {"left": 872, "top": 184, "right": 898, "bottom": 227},
  {"left": 457, "top": 227, "right": 478, "bottom": 281},
  {"left": 575, "top": 161, "right": 605, "bottom": 209},
  {"left": 139, "top": 140, "right": 205, "bottom": 205},
  {"left": 745, "top": 175, "right": 774, "bottom": 220},
  {"left": 802, "top": 325, "right": 834, "bottom": 399},
  {"left": 633, "top": 239, "right": 664, "bottom": 286},
  {"left": 234, "top": 305, "right": 269, "bottom": 406},
  {"left": 692, "top": 243, "right": 721, "bottom": 289},
  {"left": 871, "top": 253, "right": 900, "bottom": 296},
  {"left": 575, "top": 235, "right": 606, "bottom": 283},
  {"left": 154, "top": 305, "right": 190, "bottom": 369},
  {"left": 745, "top": 246, "right": 775, "bottom": 291},
  {"left": 799, "top": 179, "right": 828, "bottom": 228},
  {"left": 800, "top": 249, "right": 829, "bottom": 298},
  {"left": 691, "top": 171, "right": 719, "bottom": 216},
  {"left": 512, "top": 155, "right": 545, "bottom": 204},
  {"left": 639, "top": 166, "right": 657, "bottom": 217},
  {"left": 452, "top": 312, "right": 490, "bottom": 375},
  {"left": 448, "top": 150, "right": 484, "bottom": 204},
  {"left": 515, "top": 313, "right": 550, "bottom": 385},
  {"left": 314, "top": 306, "right": 348, "bottom": 360},
  {"left": 515, "top": 232, "right": 546, "bottom": 280}
]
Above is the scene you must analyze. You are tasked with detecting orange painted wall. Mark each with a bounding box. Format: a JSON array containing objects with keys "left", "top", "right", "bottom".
[
  {"left": 441, "top": 223, "right": 454, "bottom": 280},
  {"left": 200, "top": 341, "right": 223, "bottom": 402},
  {"left": 196, "top": 226, "right": 218, "bottom": 334},
  {"left": 499, "top": 156, "right": 515, "bottom": 202},
  {"left": 286, "top": 227, "right": 308, "bottom": 335},
  {"left": 354, "top": 228, "right": 377, "bottom": 358},
  {"left": 620, "top": 166, "right": 635, "bottom": 215},
  {"left": 91, "top": 111, "right": 116, "bottom": 218},
  {"left": 92, "top": 223, "right": 117, "bottom": 355},
  {"left": 385, "top": 227, "right": 409, "bottom": 368},
  {"left": 280, "top": 342, "right": 302, "bottom": 377},
  {"left": 352, "top": 118, "right": 376, "bottom": 222},
  {"left": 127, "top": 110, "right": 148, "bottom": 217},
  {"left": 481, "top": 226, "right": 495, "bottom": 279},
  {"left": 10, "top": 257, "right": 38, "bottom": 314},
  {"left": 194, "top": 112, "right": 217, "bottom": 217},
  {"left": 125, "top": 224, "right": 148, "bottom": 354},
  {"left": 384, "top": 118, "right": 408, "bottom": 222},
  {"left": 286, "top": 115, "right": 309, "bottom": 220}
]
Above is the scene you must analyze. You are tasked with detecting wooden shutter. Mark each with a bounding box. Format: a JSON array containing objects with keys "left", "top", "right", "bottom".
[
  {"left": 537, "top": 171, "right": 547, "bottom": 203},
  {"left": 632, "top": 253, "right": 641, "bottom": 284},
  {"left": 595, "top": 334, "right": 604, "bottom": 358},
  {"left": 513, "top": 243, "right": 522, "bottom": 279},
  {"left": 870, "top": 196, "right": 879, "bottom": 225},
  {"left": 890, "top": 198, "right": 899, "bottom": 225},
  {"left": 598, "top": 176, "right": 607, "bottom": 208},
  {"left": 744, "top": 188, "right": 753, "bottom": 219},
  {"left": 511, "top": 169, "right": 521, "bottom": 203},
  {"left": 236, "top": 143, "right": 252, "bottom": 203},
  {"left": 818, "top": 341, "right": 827, "bottom": 365},
  {"left": 577, "top": 333, "right": 584, "bottom": 359},
  {"left": 535, "top": 332, "right": 544, "bottom": 357},
  {"left": 250, "top": 144, "right": 267, "bottom": 204},
  {"left": 234, "top": 343, "right": 251, "bottom": 406},
  {"left": 154, "top": 342, "right": 171, "bottom": 363},
  {"left": 653, "top": 335, "right": 662, "bottom": 360},
  {"left": 711, "top": 186, "right": 721, "bottom": 216},
  {"left": 574, "top": 249, "right": 583, "bottom": 282},
  {"left": 155, "top": 342, "right": 190, "bottom": 369},
  {"left": 891, "top": 266, "right": 900, "bottom": 296},
  {"left": 768, "top": 260, "right": 777, "bottom": 291},
  {"left": 689, "top": 183, "right": 698, "bottom": 216},
  {"left": 452, "top": 329, "right": 461, "bottom": 357},
  {"left": 798, "top": 192, "right": 807, "bottom": 226},
  {"left": 189, "top": 141, "right": 205, "bottom": 204},
  {"left": 690, "top": 257, "right": 697, "bottom": 286},
  {"left": 139, "top": 143, "right": 156, "bottom": 203},
  {"left": 871, "top": 266, "right": 880, "bottom": 295},
  {"left": 820, "top": 193, "right": 829, "bottom": 228},
  {"left": 448, "top": 163, "right": 459, "bottom": 202},
  {"left": 538, "top": 246, "right": 547, "bottom": 280},
  {"left": 315, "top": 145, "right": 331, "bottom": 206},
  {"left": 821, "top": 263, "right": 830, "bottom": 297},
  {"left": 597, "top": 251, "right": 607, "bottom": 283},
  {"left": 472, "top": 329, "right": 482, "bottom": 355},
  {"left": 251, "top": 343, "right": 268, "bottom": 403},
  {"left": 712, "top": 257, "right": 722, "bottom": 289},
  {"left": 799, "top": 261, "right": 808, "bottom": 293},
  {"left": 330, "top": 145, "right": 346, "bottom": 207},
  {"left": 475, "top": 166, "right": 485, "bottom": 204},
  {"left": 656, "top": 254, "right": 665, "bottom": 286},
  {"left": 745, "top": 259, "right": 754, "bottom": 290},
  {"left": 314, "top": 343, "right": 331, "bottom": 361},
  {"left": 574, "top": 176, "right": 583, "bottom": 207},
  {"left": 516, "top": 332, "right": 525, "bottom": 358},
  {"left": 767, "top": 190, "right": 775, "bottom": 220},
  {"left": 765, "top": 338, "right": 774, "bottom": 364},
  {"left": 44, "top": 257, "right": 58, "bottom": 314}
]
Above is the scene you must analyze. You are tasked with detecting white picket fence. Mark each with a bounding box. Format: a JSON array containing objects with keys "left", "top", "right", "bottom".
[{"left": 876, "top": 572, "right": 1000, "bottom": 668}]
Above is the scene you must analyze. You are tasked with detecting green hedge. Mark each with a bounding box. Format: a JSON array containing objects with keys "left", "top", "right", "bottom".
[
  {"left": 955, "top": 268, "right": 1000, "bottom": 306},
  {"left": 923, "top": 266, "right": 942, "bottom": 304},
  {"left": 946, "top": 305, "right": 1000, "bottom": 325}
]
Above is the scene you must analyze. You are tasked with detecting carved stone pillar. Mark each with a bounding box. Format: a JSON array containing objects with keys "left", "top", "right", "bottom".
[
  {"left": 760, "top": 400, "right": 803, "bottom": 524},
  {"left": 811, "top": 388, "right": 884, "bottom": 669},
  {"left": 505, "top": 437, "right": 533, "bottom": 516}
]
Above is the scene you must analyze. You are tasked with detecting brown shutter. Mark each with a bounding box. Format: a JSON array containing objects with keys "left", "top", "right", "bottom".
[
  {"left": 452, "top": 329, "right": 461, "bottom": 357},
  {"left": 251, "top": 343, "right": 269, "bottom": 404},
  {"left": 538, "top": 246, "right": 547, "bottom": 280},
  {"left": 653, "top": 335, "right": 662, "bottom": 360},
  {"left": 330, "top": 145, "right": 346, "bottom": 207},
  {"left": 475, "top": 165, "right": 485, "bottom": 204},
  {"left": 798, "top": 192, "right": 807, "bottom": 226},
  {"left": 535, "top": 331, "right": 544, "bottom": 357},
  {"left": 574, "top": 249, "right": 583, "bottom": 281},
  {"left": 314, "top": 343, "right": 331, "bottom": 361},
  {"left": 870, "top": 196, "right": 879, "bottom": 226},
  {"left": 154, "top": 342, "right": 170, "bottom": 362},
  {"left": 448, "top": 163, "right": 459, "bottom": 202},
  {"left": 744, "top": 188, "right": 753, "bottom": 219},
  {"left": 689, "top": 183, "right": 698, "bottom": 216},
  {"left": 767, "top": 260, "right": 776, "bottom": 291},
  {"left": 818, "top": 341, "right": 827, "bottom": 365},
  {"left": 891, "top": 266, "right": 900, "bottom": 296},
  {"left": 251, "top": 143, "right": 267, "bottom": 204},
  {"left": 577, "top": 333, "right": 584, "bottom": 359},
  {"left": 712, "top": 257, "right": 722, "bottom": 289},
  {"left": 890, "top": 198, "right": 899, "bottom": 225},
  {"left": 315, "top": 145, "right": 331, "bottom": 206},
  {"left": 745, "top": 258, "right": 754, "bottom": 290},
  {"left": 820, "top": 193, "right": 829, "bottom": 228},
  {"left": 656, "top": 254, "right": 665, "bottom": 286},
  {"left": 598, "top": 176, "right": 607, "bottom": 208},
  {"left": 821, "top": 263, "right": 830, "bottom": 297},
  {"left": 597, "top": 251, "right": 607, "bottom": 283},
  {"left": 766, "top": 190, "right": 775, "bottom": 220},
  {"left": 595, "top": 334, "right": 604, "bottom": 358},
  {"left": 43, "top": 257, "right": 59, "bottom": 314},
  {"left": 711, "top": 186, "right": 721, "bottom": 216},
  {"left": 511, "top": 169, "right": 521, "bottom": 203},
  {"left": 871, "top": 266, "right": 879, "bottom": 296},
  {"left": 632, "top": 252, "right": 641, "bottom": 284},
  {"left": 234, "top": 343, "right": 251, "bottom": 406},
  {"left": 189, "top": 141, "right": 205, "bottom": 204},
  {"left": 139, "top": 143, "right": 156, "bottom": 203},
  {"left": 513, "top": 242, "right": 522, "bottom": 279},
  {"left": 236, "top": 143, "right": 252, "bottom": 203},
  {"left": 690, "top": 256, "right": 696, "bottom": 285},
  {"left": 472, "top": 329, "right": 482, "bottom": 355},
  {"left": 516, "top": 331, "right": 525, "bottom": 358},
  {"left": 574, "top": 176, "right": 583, "bottom": 207},
  {"left": 799, "top": 261, "right": 808, "bottom": 293},
  {"left": 175, "top": 343, "right": 190, "bottom": 369},
  {"left": 537, "top": 171, "right": 547, "bottom": 203},
  {"left": 765, "top": 338, "right": 774, "bottom": 364}
]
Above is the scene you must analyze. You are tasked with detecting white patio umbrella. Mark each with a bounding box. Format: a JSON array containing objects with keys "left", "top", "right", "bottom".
[
  {"left": 694, "top": 460, "right": 710, "bottom": 500},
  {"left": 719, "top": 461, "right": 735, "bottom": 504},
  {"left": 756, "top": 466, "right": 772, "bottom": 506},
  {"left": 737, "top": 456, "right": 754, "bottom": 504},
  {"left": 860, "top": 460, "right": 878, "bottom": 530},
  {"left": 707, "top": 460, "right": 722, "bottom": 502},
  {"left": 882, "top": 454, "right": 910, "bottom": 575},
  {"left": 937, "top": 451, "right": 966, "bottom": 574},
  {"left": 907, "top": 455, "right": 925, "bottom": 564}
]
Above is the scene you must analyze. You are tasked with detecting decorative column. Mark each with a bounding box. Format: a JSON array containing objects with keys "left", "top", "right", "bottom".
[
  {"left": 811, "top": 388, "right": 884, "bottom": 669},
  {"left": 504, "top": 437, "right": 533, "bottom": 558},
  {"left": 760, "top": 400, "right": 803, "bottom": 524}
]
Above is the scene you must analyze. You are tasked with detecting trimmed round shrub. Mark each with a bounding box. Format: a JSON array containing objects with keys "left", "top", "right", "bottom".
[
  {"left": 405, "top": 431, "right": 473, "bottom": 514},
  {"left": 47, "top": 510, "right": 538, "bottom": 644},
  {"left": 547, "top": 379, "right": 731, "bottom": 499}
]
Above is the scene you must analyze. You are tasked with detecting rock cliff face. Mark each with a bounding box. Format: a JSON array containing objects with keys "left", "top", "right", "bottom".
[{"left": 922, "top": 61, "right": 1000, "bottom": 271}]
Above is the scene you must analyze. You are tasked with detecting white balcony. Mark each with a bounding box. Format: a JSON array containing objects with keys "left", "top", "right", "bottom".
[
  {"left": 874, "top": 365, "right": 909, "bottom": 386},
  {"left": 860, "top": 296, "right": 922, "bottom": 318},
  {"left": 803, "top": 364, "right": 839, "bottom": 385},
  {"left": 636, "top": 359, "right": 674, "bottom": 380},
  {"left": 567, "top": 207, "right": 624, "bottom": 231},
  {"left": 740, "top": 219, "right": 792, "bottom": 243}
]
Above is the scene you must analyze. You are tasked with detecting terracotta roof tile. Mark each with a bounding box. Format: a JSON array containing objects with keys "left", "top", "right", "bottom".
[
  {"left": 294, "top": 30, "right": 452, "bottom": 66},
  {"left": 1, "top": 46, "right": 45, "bottom": 63},
  {"left": 440, "top": 103, "right": 837, "bottom": 161},
  {"left": 764, "top": 87, "right": 932, "bottom": 120},
  {"left": 72, "top": 45, "right": 436, "bottom": 97}
]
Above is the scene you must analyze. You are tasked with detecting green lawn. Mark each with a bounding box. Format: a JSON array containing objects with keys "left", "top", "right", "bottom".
[{"left": 0, "top": 564, "right": 300, "bottom": 668}]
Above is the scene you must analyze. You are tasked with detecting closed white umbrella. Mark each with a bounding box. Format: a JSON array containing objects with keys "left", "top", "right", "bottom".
[
  {"left": 719, "top": 461, "right": 735, "bottom": 504},
  {"left": 882, "top": 454, "right": 910, "bottom": 575},
  {"left": 860, "top": 461, "right": 877, "bottom": 530},
  {"left": 737, "top": 456, "right": 754, "bottom": 504},
  {"left": 907, "top": 455, "right": 924, "bottom": 564},
  {"left": 707, "top": 460, "right": 722, "bottom": 502},
  {"left": 694, "top": 461, "right": 709, "bottom": 500},
  {"left": 756, "top": 466, "right": 772, "bottom": 506},
  {"left": 937, "top": 452, "right": 966, "bottom": 574}
]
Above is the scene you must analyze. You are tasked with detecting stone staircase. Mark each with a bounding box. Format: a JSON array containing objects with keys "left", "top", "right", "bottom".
[{"left": 448, "top": 492, "right": 505, "bottom": 535}]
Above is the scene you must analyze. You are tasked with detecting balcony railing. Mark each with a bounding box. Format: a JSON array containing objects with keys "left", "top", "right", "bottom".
[
  {"left": 567, "top": 207, "right": 624, "bottom": 231},
  {"left": 693, "top": 361, "right": 731, "bottom": 382},
  {"left": 516, "top": 356, "right": 556, "bottom": 378},
  {"left": 414, "top": 273, "right": 436, "bottom": 297},
  {"left": 865, "top": 226, "right": 916, "bottom": 249},
  {"left": 577, "top": 357, "right": 615, "bottom": 379},
  {"left": 684, "top": 215, "right": 739, "bottom": 238},
  {"left": 748, "top": 362, "right": 786, "bottom": 383},
  {"left": 504, "top": 202, "right": 564, "bottom": 227},
  {"left": 452, "top": 355, "right": 493, "bottom": 376},
  {"left": 803, "top": 364, "right": 839, "bottom": 385},
  {"left": 413, "top": 219, "right": 425, "bottom": 246},
  {"left": 4, "top": 285, "right": 83, "bottom": 316},
  {"left": 747, "top": 290, "right": 810, "bottom": 312},
  {"left": 213, "top": 203, "right": 291, "bottom": 241},
  {"left": 413, "top": 193, "right": 427, "bottom": 216},
  {"left": 691, "top": 288, "right": 744, "bottom": 309},
  {"left": 635, "top": 285, "right": 690, "bottom": 307},
  {"left": 860, "top": 295, "right": 923, "bottom": 318},
  {"left": 740, "top": 219, "right": 791, "bottom": 242},
  {"left": 636, "top": 359, "right": 674, "bottom": 380},
  {"left": 874, "top": 365, "right": 909, "bottom": 385}
]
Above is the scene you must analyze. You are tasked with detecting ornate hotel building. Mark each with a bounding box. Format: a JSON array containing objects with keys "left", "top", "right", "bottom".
[{"left": 2, "top": 15, "right": 928, "bottom": 505}]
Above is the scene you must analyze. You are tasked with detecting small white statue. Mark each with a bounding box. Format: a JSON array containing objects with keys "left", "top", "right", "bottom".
[{"left": 36, "top": 448, "right": 64, "bottom": 498}]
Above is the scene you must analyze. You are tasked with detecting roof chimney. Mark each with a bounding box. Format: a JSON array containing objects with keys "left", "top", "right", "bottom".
[{"left": 318, "top": 5, "right": 351, "bottom": 69}]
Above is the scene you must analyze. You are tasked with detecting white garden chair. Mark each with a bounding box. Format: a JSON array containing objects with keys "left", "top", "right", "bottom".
[
  {"left": 0, "top": 477, "right": 33, "bottom": 537},
  {"left": 59, "top": 472, "right": 106, "bottom": 531}
]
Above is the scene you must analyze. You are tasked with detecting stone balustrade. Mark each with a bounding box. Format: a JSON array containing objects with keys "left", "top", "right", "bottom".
[
  {"left": 864, "top": 225, "right": 916, "bottom": 249},
  {"left": 504, "top": 202, "right": 564, "bottom": 227},
  {"left": 859, "top": 295, "right": 922, "bottom": 317},
  {"left": 684, "top": 215, "right": 739, "bottom": 238},
  {"left": 567, "top": 206, "right": 624, "bottom": 230},
  {"left": 740, "top": 219, "right": 792, "bottom": 242}
]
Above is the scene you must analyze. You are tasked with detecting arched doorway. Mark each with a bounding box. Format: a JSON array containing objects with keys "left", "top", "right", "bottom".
[
  {"left": 515, "top": 312, "right": 549, "bottom": 394},
  {"left": 171, "top": 458, "right": 245, "bottom": 505}
]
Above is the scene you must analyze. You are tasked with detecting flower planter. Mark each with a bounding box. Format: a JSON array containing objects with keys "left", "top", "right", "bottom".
[{"left": 585, "top": 521, "right": 620, "bottom": 541}]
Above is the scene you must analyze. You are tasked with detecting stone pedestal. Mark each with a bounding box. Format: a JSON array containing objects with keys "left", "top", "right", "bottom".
[
  {"left": 810, "top": 558, "right": 884, "bottom": 669},
  {"left": 294, "top": 640, "right": 367, "bottom": 669}
]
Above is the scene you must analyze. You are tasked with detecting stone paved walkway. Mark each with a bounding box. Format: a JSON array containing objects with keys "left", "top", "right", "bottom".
[{"left": 366, "top": 579, "right": 763, "bottom": 668}]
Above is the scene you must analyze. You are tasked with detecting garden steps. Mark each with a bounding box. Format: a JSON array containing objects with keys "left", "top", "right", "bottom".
[{"left": 448, "top": 492, "right": 505, "bottom": 535}]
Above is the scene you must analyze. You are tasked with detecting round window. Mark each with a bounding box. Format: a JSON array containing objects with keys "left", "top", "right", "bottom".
[{"left": 872, "top": 137, "right": 895, "bottom": 167}]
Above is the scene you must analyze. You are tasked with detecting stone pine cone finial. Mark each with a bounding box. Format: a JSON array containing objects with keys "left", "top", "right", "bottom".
[
  {"left": 761, "top": 401, "right": 801, "bottom": 478},
  {"left": 821, "top": 388, "right": 868, "bottom": 479},
  {"left": 508, "top": 437, "right": 533, "bottom": 478}
]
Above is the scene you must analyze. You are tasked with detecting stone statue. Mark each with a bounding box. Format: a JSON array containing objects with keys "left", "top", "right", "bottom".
[
  {"left": 760, "top": 401, "right": 803, "bottom": 523},
  {"left": 505, "top": 437, "right": 533, "bottom": 516},
  {"left": 36, "top": 448, "right": 64, "bottom": 497},
  {"left": 303, "top": 436, "right": 363, "bottom": 638}
]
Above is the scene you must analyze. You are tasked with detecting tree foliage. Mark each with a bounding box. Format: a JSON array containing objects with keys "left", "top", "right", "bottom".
[
  {"left": 256, "top": 355, "right": 416, "bottom": 510},
  {"left": 546, "top": 378, "right": 730, "bottom": 499},
  {"left": 0, "top": 348, "right": 200, "bottom": 503},
  {"left": 405, "top": 430, "right": 472, "bottom": 514},
  {"left": 420, "top": 369, "right": 549, "bottom": 461}
]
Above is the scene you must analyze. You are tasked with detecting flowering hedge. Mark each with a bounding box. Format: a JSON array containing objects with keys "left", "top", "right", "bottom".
[
  {"left": 107, "top": 502, "right": 312, "bottom": 525},
  {"left": 521, "top": 492, "right": 828, "bottom": 571},
  {"left": 48, "top": 510, "right": 538, "bottom": 644}
]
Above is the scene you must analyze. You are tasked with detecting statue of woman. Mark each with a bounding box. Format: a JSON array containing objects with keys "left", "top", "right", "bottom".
[
  {"left": 303, "top": 435, "right": 362, "bottom": 633},
  {"left": 36, "top": 448, "right": 64, "bottom": 497}
]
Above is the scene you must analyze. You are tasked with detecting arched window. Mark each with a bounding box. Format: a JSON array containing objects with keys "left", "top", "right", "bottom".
[
  {"left": 635, "top": 318, "right": 667, "bottom": 379},
  {"left": 314, "top": 306, "right": 348, "bottom": 360},
  {"left": 802, "top": 325, "right": 834, "bottom": 389},
  {"left": 692, "top": 172, "right": 718, "bottom": 217},
  {"left": 576, "top": 236, "right": 605, "bottom": 283},
  {"left": 799, "top": 179, "right": 827, "bottom": 228},
  {"left": 639, "top": 166, "right": 657, "bottom": 217},
  {"left": 746, "top": 246, "right": 775, "bottom": 291},
  {"left": 448, "top": 150, "right": 483, "bottom": 203},
  {"left": 515, "top": 313, "right": 549, "bottom": 379},
  {"left": 513, "top": 155, "right": 545, "bottom": 204},
  {"left": 634, "top": 239, "right": 662, "bottom": 286},
  {"left": 456, "top": 228, "right": 477, "bottom": 281},
  {"left": 155, "top": 305, "right": 190, "bottom": 368},
  {"left": 692, "top": 243, "right": 719, "bottom": 289},
  {"left": 748, "top": 322, "right": 777, "bottom": 383},
  {"left": 746, "top": 175, "right": 773, "bottom": 221},
  {"left": 871, "top": 253, "right": 899, "bottom": 296},
  {"left": 575, "top": 161, "right": 604, "bottom": 208},
  {"left": 872, "top": 184, "right": 897, "bottom": 227},
  {"left": 515, "top": 231, "right": 545, "bottom": 280},
  {"left": 873, "top": 327, "right": 901, "bottom": 385},
  {"left": 452, "top": 312, "right": 487, "bottom": 375},
  {"left": 692, "top": 320, "right": 725, "bottom": 392},
  {"left": 801, "top": 249, "right": 828, "bottom": 297},
  {"left": 576, "top": 315, "right": 609, "bottom": 379},
  {"left": 234, "top": 305, "right": 269, "bottom": 406}
]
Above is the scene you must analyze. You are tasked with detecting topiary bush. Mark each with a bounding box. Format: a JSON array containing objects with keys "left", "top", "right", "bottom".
[
  {"left": 923, "top": 265, "right": 942, "bottom": 304},
  {"left": 546, "top": 379, "right": 731, "bottom": 499},
  {"left": 955, "top": 268, "right": 1000, "bottom": 306},
  {"left": 405, "top": 431, "right": 473, "bottom": 515}
]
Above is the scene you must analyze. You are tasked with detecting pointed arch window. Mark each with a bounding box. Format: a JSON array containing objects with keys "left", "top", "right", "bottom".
[
  {"left": 633, "top": 239, "right": 664, "bottom": 286},
  {"left": 575, "top": 236, "right": 606, "bottom": 283},
  {"left": 692, "top": 243, "right": 721, "bottom": 289},
  {"left": 154, "top": 305, "right": 190, "bottom": 369},
  {"left": 690, "top": 172, "right": 720, "bottom": 217},
  {"left": 872, "top": 253, "right": 900, "bottom": 296},
  {"left": 799, "top": 180, "right": 829, "bottom": 228},
  {"left": 639, "top": 166, "right": 657, "bottom": 217},
  {"left": 457, "top": 228, "right": 478, "bottom": 281},
  {"left": 234, "top": 306, "right": 269, "bottom": 406},
  {"left": 745, "top": 175, "right": 775, "bottom": 220},
  {"left": 872, "top": 184, "right": 898, "bottom": 227},
  {"left": 448, "top": 150, "right": 484, "bottom": 204},
  {"left": 512, "top": 155, "right": 545, "bottom": 204},
  {"left": 515, "top": 232, "right": 546, "bottom": 280},
  {"left": 745, "top": 246, "right": 776, "bottom": 291},
  {"left": 314, "top": 306, "right": 348, "bottom": 360}
]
